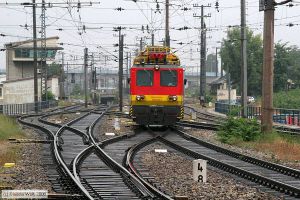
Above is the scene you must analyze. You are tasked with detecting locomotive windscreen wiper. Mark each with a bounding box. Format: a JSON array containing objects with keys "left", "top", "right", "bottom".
[
  {"left": 166, "top": 68, "right": 177, "bottom": 86},
  {"left": 168, "top": 68, "right": 176, "bottom": 78},
  {"left": 143, "top": 69, "right": 153, "bottom": 85}
]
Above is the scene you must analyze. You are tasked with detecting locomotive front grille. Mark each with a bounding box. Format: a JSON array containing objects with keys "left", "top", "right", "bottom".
[{"left": 132, "top": 105, "right": 181, "bottom": 125}]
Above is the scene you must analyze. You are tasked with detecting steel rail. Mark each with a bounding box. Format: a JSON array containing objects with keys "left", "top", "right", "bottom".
[
  {"left": 125, "top": 137, "right": 174, "bottom": 200},
  {"left": 87, "top": 109, "right": 157, "bottom": 199},
  {"left": 53, "top": 125, "right": 94, "bottom": 199},
  {"left": 184, "top": 105, "right": 224, "bottom": 121},
  {"left": 19, "top": 106, "right": 99, "bottom": 200},
  {"left": 157, "top": 135, "right": 300, "bottom": 197},
  {"left": 176, "top": 120, "right": 219, "bottom": 130},
  {"left": 172, "top": 128, "right": 300, "bottom": 179},
  {"left": 184, "top": 105, "right": 300, "bottom": 135},
  {"left": 72, "top": 145, "right": 94, "bottom": 182},
  {"left": 19, "top": 114, "right": 93, "bottom": 199}
]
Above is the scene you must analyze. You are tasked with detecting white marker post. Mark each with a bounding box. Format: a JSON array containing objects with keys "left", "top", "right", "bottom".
[
  {"left": 114, "top": 118, "right": 120, "bottom": 131},
  {"left": 193, "top": 159, "right": 207, "bottom": 183},
  {"left": 191, "top": 111, "right": 197, "bottom": 120}
]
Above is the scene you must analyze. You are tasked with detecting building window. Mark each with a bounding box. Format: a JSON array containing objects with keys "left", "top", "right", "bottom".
[
  {"left": 15, "top": 49, "right": 56, "bottom": 59},
  {"left": 71, "top": 73, "right": 75, "bottom": 83},
  {"left": 0, "top": 87, "right": 2, "bottom": 98}
]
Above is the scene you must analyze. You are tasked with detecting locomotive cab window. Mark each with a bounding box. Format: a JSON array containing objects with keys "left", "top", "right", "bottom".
[
  {"left": 160, "top": 70, "right": 177, "bottom": 86},
  {"left": 136, "top": 70, "right": 154, "bottom": 86}
]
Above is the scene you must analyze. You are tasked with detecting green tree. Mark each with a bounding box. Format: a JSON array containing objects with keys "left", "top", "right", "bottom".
[
  {"left": 220, "top": 28, "right": 263, "bottom": 96},
  {"left": 274, "top": 42, "right": 290, "bottom": 92},
  {"left": 42, "top": 91, "right": 55, "bottom": 101},
  {"left": 281, "top": 45, "right": 300, "bottom": 89},
  {"left": 48, "top": 62, "right": 61, "bottom": 77},
  {"left": 71, "top": 84, "right": 82, "bottom": 95}
]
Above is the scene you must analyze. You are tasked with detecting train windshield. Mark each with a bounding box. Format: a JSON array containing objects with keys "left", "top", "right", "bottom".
[
  {"left": 160, "top": 70, "right": 177, "bottom": 86},
  {"left": 136, "top": 70, "right": 154, "bottom": 86}
]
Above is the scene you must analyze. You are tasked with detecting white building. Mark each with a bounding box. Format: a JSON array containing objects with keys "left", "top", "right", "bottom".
[
  {"left": 0, "top": 37, "right": 62, "bottom": 105},
  {"left": 1, "top": 76, "right": 60, "bottom": 105},
  {"left": 0, "top": 74, "right": 5, "bottom": 104}
]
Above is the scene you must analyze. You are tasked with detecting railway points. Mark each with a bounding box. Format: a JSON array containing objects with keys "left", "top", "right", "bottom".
[
  {"left": 1, "top": 0, "right": 300, "bottom": 199},
  {"left": 1, "top": 102, "right": 299, "bottom": 199}
]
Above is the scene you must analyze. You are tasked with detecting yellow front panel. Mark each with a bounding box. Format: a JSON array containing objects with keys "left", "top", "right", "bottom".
[{"left": 130, "top": 95, "right": 183, "bottom": 106}]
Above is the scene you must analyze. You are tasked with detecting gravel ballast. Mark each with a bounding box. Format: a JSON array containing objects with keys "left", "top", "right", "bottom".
[
  {"left": 184, "top": 127, "right": 300, "bottom": 169},
  {"left": 0, "top": 127, "right": 53, "bottom": 192},
  {"left": 95, "top": 113, "right": 135, "bottom": 141},
  {"left": 141, "top": 146, "right": 281, "bottom": 200}
]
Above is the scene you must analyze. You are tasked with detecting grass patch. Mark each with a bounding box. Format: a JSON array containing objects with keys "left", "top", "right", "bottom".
[
  {"left": 252, "top": 132, "right": 300, "bottom": 161},
  {"left": 0, "top": 115, "right": 25, "bottom": 166},
  {"left": 0, "top": 143, "right": 21, "bottom": 166},
  {"left": 58, "top": 100, "right": 73, "bottom": 107},
  {"left": 0, "top": 115, "right": 25, "bottom": 140},
  {"left": 217, "top": 116, "right": 300, "bottom": 162}
]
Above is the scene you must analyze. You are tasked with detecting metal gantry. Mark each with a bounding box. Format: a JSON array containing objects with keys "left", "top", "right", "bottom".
[{"left": 40, "top": 0, "right": 47, "bottom": 101}]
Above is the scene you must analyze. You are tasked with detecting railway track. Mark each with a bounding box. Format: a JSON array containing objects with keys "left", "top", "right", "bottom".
[
  {"left": 18, "top": 105, "right": 94, "bottom": 198},
  {"left": 184, "top": 105, "right": 300, "bottom": 135},
  {"left": 17, "top": 104, "right": 300, "bottom": 199},
  {"left": 125, "top": 127, "right": 300, "bottom": 199},
  {"left": 184, "top": 105, "right": 224, "bottom": 123},
  {"left": 74, "top": 108, "right": 158, "bottom": 200},
  {"left": 18, "top": 105, "right": 168, "bottom": 199},
  {"left": 99, "top": 127, "right": 172, "bottom": 199}
]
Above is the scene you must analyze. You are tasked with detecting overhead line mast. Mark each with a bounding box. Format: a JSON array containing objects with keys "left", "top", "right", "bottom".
[
  {"left": 32, "top": 0, "right": 38, "bottom": 112},
  {"left": 260, "top": 0, "right": 292, "bottom": 133},
  {"left": 41, "top": 0, "right": 47, "bottom": 102},
  {"left": 193, "top": 4, "right": 211, "bottom": 106},
  {"left": 165, "top": 0, "right": 170, "bottom": 48},
  {"left": 241, "top": 0, "right": 247, "bottom": 117}
]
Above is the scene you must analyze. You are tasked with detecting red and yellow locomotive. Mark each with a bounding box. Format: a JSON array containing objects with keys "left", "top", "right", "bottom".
[{"left": 129, "top": 46, "right": 185, "bottom": 125}]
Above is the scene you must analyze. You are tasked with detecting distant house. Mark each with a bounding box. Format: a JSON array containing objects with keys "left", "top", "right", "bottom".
[
  {"left": 64, "top": 70, "right": 119, "bottom": 97},
  {"left": 0, "top": 37, "right": 62, "bottom": 105},
  {"left": 209, "top": 76, "right": 227, "bottom": 95},
  {"left": 5, "top": 36, "right": 62, "bottom": 81},
  {"left": 210, "top": 76, "right": 236, "bottom": 103},
  {"left": 0, "top": 74, "right": 5, "bottom": 105}
]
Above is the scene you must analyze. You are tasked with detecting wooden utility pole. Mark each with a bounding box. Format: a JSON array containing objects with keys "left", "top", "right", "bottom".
[
  {"left": 261, "top": 0, "right": 292, "bottom": 133},
  {"left": 241, "top": 0, "right": 248, "bottom": 117},
  {"left": 262, "top": 0, "right": 274, "bottom": 132},
  {"left": 165, "top": 0, "right": 170, "bottom": 47}
]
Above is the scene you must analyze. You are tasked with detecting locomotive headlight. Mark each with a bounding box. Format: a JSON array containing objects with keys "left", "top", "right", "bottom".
[
  {"left": 168, "top": 95, "right": 177, "bottom": 101},
  {"left": 136, "top": 95, "right": 145, "bottom": 101},
  {"left": 154, "top": 65, "right": 160, "bottom": 71}
]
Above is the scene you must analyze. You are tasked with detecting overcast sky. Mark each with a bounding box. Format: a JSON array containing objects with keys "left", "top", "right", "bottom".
[{"left": 0, "top": 0, "right": 299, "bottom": 73}]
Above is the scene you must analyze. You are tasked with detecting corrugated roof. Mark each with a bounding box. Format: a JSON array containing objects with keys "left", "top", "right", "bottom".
[{"left": 209, "top": 76, "right": 227, "bottom": 85}]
